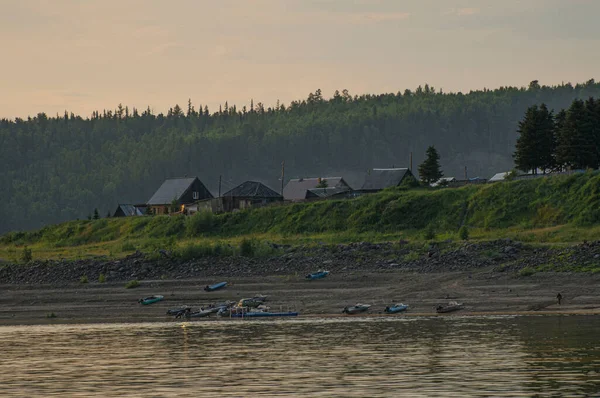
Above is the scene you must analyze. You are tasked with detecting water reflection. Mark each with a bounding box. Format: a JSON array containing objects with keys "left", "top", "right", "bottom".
[{"left": 0, "top": 316, "right": 598, "bottom": 397}]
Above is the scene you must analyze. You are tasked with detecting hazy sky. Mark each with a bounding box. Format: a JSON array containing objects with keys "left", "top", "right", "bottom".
[{"left": 1, "top": 0, "right": 599, "bottom": 118}]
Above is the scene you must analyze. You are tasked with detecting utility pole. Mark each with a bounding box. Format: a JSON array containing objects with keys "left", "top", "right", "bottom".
[
  {"left": 464, "top": 166, "right": 468, "bottom": 181},
  {"left": 280, "top": 161, "right": 285, "bottom": 196},
  {"left": 218, "top": 175, "right": 222, "bottom": 197}
]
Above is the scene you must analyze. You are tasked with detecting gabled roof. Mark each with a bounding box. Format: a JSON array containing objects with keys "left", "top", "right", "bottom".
[
  {"left": 360, "top": 168, "right": 412, "bottom": 190},
  {"left": 489, "top": 172, "right": 509, "bottom": 182},
  {"left": 283, "top": 177, "right": 348, "bottom": 201},
  {"left": 431, "top": 177, "right": 456, "bottom": 187},
  {"left": 114, "top": 204, "right": 143, "bottom": 216},
  {"left": 305, "top": 186, "right": 351, "bottom": 198},
  {"left": 222, "top": 181, "right": 282, "bottom": 198},
  {"left": 147, "top": 177, "right": 198, "bottom": 205}
]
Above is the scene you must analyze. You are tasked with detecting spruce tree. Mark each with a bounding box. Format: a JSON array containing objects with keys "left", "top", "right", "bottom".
[
  {"left": 93, "top": 208, "right": 99, "bottom": 220},
  {"left": 514, "top": 104, "right": 555, "bottom": 174},
  {"left": 418, "top": 146, "right": 443, "bottom": 184},
  {"left": 556, "top": 99, "right": 597, "bottom": 169}
]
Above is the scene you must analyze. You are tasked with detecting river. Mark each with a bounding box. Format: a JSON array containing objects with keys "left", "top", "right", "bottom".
[{"left": 0, "top": 315, "right": 599, "bottom": 397}]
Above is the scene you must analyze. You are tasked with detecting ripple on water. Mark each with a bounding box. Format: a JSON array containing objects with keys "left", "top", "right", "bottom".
[{"left": 0, "top": 315, "right": 599, "bottom": 397}]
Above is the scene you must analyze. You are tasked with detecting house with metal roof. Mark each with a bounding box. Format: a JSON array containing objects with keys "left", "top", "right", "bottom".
[
  {"left": 221, "top": 181, "right": 283, "bottom": 211},
  {"left": 112, "top": 204, "right": 144, "bottom": 217},
  {"left": 283, "top": 177, "right": 351, "bottom": 201},
  {"left": 147, "top": 176, "right": 213, "bottom": 214},
  {"left": 305, "top": 186, "right": 353, "bottom": 200},
  {"left": 360, "top": 168, "right": 415, "bottom": 191}
]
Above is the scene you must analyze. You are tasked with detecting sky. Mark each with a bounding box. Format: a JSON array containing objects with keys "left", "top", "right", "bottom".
[{"left": 1, "top": 0, "right": 599, "bottom": 119}]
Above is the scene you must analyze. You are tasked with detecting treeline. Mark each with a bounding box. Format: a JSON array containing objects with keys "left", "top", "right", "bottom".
[
  {"left": 514, "top": 97, "right": 600, "bottom": 173},
  {"left": 1, "top": 79, "right": 600, "bottom": 234}
]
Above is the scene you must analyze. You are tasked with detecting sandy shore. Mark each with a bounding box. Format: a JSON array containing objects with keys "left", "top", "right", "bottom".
[{"left": 1, "top": 267, "right": 599, "bottom": 326}]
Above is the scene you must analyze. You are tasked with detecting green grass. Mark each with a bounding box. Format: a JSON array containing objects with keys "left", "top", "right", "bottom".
[
  {"left": 125, "top": 280, "right": 140, "bottom": 289},
  {"left": 3, "top": 173, "right": 600, "bottom": 262}
]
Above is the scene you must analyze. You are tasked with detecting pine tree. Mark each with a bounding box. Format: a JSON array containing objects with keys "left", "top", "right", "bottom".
[
  {"left": 93, "top": 208, "right": 99, "bottom": 220},
  {"left": 418, "top": 146, "right": 443, "bottom": 184},
  {"left": 556, "top": 99, "right": 597, "bottom": 169},
  {"left": 513, "top": 104, "right": 555, "bottom": 174}
]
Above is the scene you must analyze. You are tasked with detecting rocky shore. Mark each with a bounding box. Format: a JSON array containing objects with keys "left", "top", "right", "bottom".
[
  {"left": 1, "top": 239, "right": 600, "bottom": 325},
  {"left": 1, "top": 239, "right": 599, "bottom": 285}
]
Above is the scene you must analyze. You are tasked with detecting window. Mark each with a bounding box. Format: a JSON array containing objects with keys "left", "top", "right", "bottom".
[{"left": 193, "top": 191, "right": 199, "bottom": 200}]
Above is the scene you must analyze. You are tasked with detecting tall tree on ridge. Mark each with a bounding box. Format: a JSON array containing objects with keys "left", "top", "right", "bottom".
[
  {"left": 418, "top": 146, "right": 443, "bottom": 184},
  {"left": 514, "top": 104, "right": 555, "bottom": 174}
]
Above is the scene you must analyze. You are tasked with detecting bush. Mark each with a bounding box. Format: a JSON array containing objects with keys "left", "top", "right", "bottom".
[
  {"left": 459, "top": 226, "right": 469, "bottom": 240},
  {"left": 46, "top": 312, "right": 57, "bottom": 318},
  {"left": 186, "top": 211, "right": 216, "bottom": 236},
  {"left": 423, "top": 225, "right": 436, "bottom": 241},
  {"left": 239, "top": 238, "right": 255, "bottom": 257},
  {"left": 518, "top": 267, "right": 536, "bottom": 277},
  {"left": 125, "top": 280, "right": 140, "bottom": 289},
  {"left": 21, "top": 246, "right": 33, "bottom": 263},
  {"left": 98, "top": 273, "right": 106, "bottom": 283},
  {"left": 177, "top": 242, "right": 214, "bottom": 260},
  {"left": 80, "top": 275, "right": 89, "bottom": 284}
]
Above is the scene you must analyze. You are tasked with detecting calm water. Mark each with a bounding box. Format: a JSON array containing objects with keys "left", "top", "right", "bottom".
[{"left": 0, "top": 316, "right": 599, "bottom": 397}]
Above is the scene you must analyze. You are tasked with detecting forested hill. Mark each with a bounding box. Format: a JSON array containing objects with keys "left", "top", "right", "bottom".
[{"left": 1, "top": 80, "right": 600, "bottom": 234}]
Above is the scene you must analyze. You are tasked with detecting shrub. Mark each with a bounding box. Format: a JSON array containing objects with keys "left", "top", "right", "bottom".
[
  {"left": 186, "top": 211, "right": 216, "bottom": 236},
  {"left": 125, "top": 280, "right": 140, "bottom": 289},
  {"left": 423, "top": 225, "right": 436, "bottom": 241},
  {"left": 21, "top": 246, "right": 33, "bottom": 263},
  {"left": 239, "top": 238, "right": 255, "bottom": 257},
  {"left": 98, "top": 273, "right": 106, "bottom": 283},
  {"left": 518, "top": 267, "right": 536, "bottom": 277},
  {"left": 459, "top": 226, "right": 469, "bottom": 240},
  {"left": 46, "top": 312, "right": 57, "bottom": 318},
  {"left": 80, "top": 275, "right": 89, "bottom": 284},
  {"left": 177, "top": 242, "right": 214, "bottom": 260}
]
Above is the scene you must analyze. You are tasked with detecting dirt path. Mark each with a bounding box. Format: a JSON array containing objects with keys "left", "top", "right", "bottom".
[{"left": 1, "top": 268, "right": 599, "bottom": 325}]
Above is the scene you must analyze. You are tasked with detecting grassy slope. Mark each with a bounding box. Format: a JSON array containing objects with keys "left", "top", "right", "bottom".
[{"left": 2, "top": 172, "right": 600, "bottom": 262}]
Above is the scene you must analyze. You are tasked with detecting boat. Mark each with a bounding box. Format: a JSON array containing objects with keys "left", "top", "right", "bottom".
[
  {"left": 188, "top": 309, "right": 213, "bottom": 318},
  {"left": 384, "top": 303, "right": 409, "bottom": 314},
  {"left": 166, "top": 306, "right": 191, "bottom": 316},
  {"left": 204, "top": 281, "right": 228, "bottom": 292},
  {"left": 230, "top": 311, "right": 298, "bottom": 318},
  {"left": 138, "top": 295, "right": 164, "bottom": 305},
  {"left": 237, "top": 295, "right": 268, "bottom": 308},
  {"left": 306, "top": 270, "right": 330, "bottom": 280},
  {"left": 342, "top": 303, "right": 371, "bottom": 315},
  {"left": 436, "top": 301, "right": 464, "bottom": 313}
]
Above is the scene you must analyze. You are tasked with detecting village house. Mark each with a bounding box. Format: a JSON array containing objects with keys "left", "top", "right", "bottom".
[
  {"left": 112, "top": 204, "right": 144, "bottom": 217},
  {"left": 283, "top": 177, "right": 351, "bottom": 201},
  {"left": 195, "top": 181, "right": 283, "bottom": 213},
  {"left": 146, "top": 176, "right": 213, "bottom": 215},
  {"left": 360, "top": 168, "right": 415, "bottom": 191}
]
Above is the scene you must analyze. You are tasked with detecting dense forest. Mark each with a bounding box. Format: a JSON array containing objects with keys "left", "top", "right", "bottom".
[
  {"left": 514, "top": 97, "right": 600, "bottom": 173},
  {"left": 1, "top": 79, "right": 600, "bottom": 234}
]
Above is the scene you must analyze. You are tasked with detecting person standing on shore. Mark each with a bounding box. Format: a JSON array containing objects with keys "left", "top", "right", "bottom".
[{"left": 557, "top": 293, "right": 563, "bottom": 305}]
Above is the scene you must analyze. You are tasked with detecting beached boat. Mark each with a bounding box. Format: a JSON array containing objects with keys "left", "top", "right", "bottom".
[
  {"left": 188, "top": 309, "right": 213, "bottom": 318},
  {"left": 237, "top": 295, "right": 268, "bottom": 308},
  {"left": 204, "top": 281, "right": 227, "bottom": 292},
  {"left": 138, "top": 295, "right": 164, "bottom": 305},
  {"left": 436, "top": 301, "right": 464, "bottom": 313},
  {"left": 166, "top": 306, "right": 191, "bottom": 316},
  {"left": 342, "top": 304, "right": 371, "bottom": 315},
  {"left": 306, "top": 270, "right": 330, "bottom": 280},
  {"left": 384, "top": 303, "right": 409, "bottom": 314}
]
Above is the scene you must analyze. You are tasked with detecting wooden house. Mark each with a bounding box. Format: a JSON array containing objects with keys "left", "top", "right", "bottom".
[
  {"left": 112, "top": 204, "right": 144, "bottom": 217},
  {"left": 283, "top": 177, "right": 351, "bottom": 201},
  {"left": 146, "top": 177, "right": 213, "bottom": 215},
  {"left": 360, "top": 168, "right": 415, "bottom": 192}
]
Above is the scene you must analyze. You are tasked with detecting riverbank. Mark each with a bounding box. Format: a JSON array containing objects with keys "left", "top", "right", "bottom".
[{"left": 2, "top": 266, "right": 599, "bottom": 326}]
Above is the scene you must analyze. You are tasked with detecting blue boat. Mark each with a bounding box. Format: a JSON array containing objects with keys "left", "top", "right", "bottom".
[
  {"left": 230, "top": 311, "right": 299, "bottom": 318},
  {"left": 138, "top": 295, "right": 164, "bottom": 305},
  {"left": 305, "top": 270, "right": 330, "bottom": 280},
  {"left": 384, "top": 303, "right": 409, "bottom": 314},
  {"left": 204, "top": 281, "right": 228, "bottom": 292}
]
